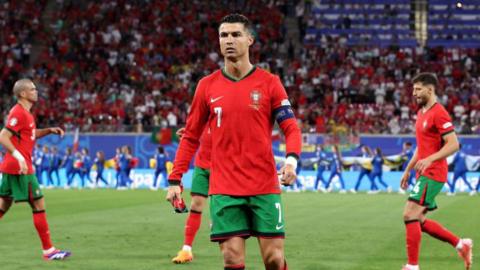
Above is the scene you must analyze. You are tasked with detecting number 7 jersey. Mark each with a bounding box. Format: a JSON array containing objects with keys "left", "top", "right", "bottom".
[{"left": 170, "top": 67, "right": 301, "bottom": 196}]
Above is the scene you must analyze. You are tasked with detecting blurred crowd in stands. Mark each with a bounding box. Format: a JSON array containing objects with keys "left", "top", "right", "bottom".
[{"left": 0, "top": 0, "right": 479, "bottom": 135}]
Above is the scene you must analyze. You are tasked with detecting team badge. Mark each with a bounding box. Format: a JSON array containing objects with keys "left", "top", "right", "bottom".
[
  {"left": 250, "top": 90, "right": 262, "bottom": 110},
  {"left": 9, "top": 118, "right": 17, "bottom": 127}
]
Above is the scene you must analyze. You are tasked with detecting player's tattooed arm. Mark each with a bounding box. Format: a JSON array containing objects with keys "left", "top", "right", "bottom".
[{"left": 0, "top": 128, "right": 28, "bottom": 174}]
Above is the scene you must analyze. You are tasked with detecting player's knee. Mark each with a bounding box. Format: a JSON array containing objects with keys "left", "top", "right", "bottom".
[
  {"left": 263, "top": 248, "right": 284, "bottom": 270},
  {"left": 190, "top": 196, "right": 206, "bottom": 211},
  {"left": 221, "top": 245, "right": 244, "bottom": 265}
]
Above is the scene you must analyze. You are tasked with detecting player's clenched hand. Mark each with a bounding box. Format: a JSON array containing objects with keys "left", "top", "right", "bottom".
[
  {"left": 50, "top": 127, "right": 64, "bottom": 137},
  {"left": 280, "top": 164, "right": 296, "bottom": 186},
  {"left": 400, "top": 171, "right": 410, "bottom": 189},
  {"left": 166, "top": 185, "right": 182, "bottom": 203},
  {"left": 414, "top": 158, "right": 432, "bottom": 174},
  {"left": 176, "top": 128, "right": 185, "bottom": 139}
]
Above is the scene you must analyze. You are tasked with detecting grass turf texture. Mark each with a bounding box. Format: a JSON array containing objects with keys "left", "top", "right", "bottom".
[{"left": 0, "top": 190, "right": 478, "bottom": 270}]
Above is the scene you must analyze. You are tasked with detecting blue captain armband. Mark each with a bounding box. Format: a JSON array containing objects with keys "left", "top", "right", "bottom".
[{"left": 273, "top": 105, "right": 295, "bottom": 124}]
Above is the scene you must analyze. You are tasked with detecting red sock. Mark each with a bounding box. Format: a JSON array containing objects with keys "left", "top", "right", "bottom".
[
  {"left": 421, "top": 219, "right": 460, "bottom": 247},
  {"left": 283, "top": 260, "right": 288, "bottom": 270},
  {"left": 224, "top": 264, "right": 245, "bottom": 270},
  {"left": 405, "top": 220, "right": 422, "bottom": 265},
  {"left": 184, "top": 210, "right": 202, "bottom": 247},
  {"left": 0, "top": 210, "right": 4, "bottom": 219},
  {"left": 33, "top": 211, "right": 53, "bottom": 250}
]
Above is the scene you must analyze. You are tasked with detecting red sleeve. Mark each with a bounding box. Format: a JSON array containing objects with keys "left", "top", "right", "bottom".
[
  {"left": 434, "top": 107, "right": 455, "bottom": 136},
  {"left": 5, "top": 108, "right": 25, "bottom": 137},
  {"left": 270, "top": 76, "right": 302, "bottom": 158},
  {"left": 168, "top": 78, "right": 210, "bottom": 183}
]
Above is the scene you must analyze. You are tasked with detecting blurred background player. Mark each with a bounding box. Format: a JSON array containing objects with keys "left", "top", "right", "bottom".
[
  {"left": 472, "top": 159, "right": 480, "bottom": 196},
  {"left": 33, "top": 143, "right": 42, "bottom": 186},
  {"left": 166, "top": 14, "right": 301, "bottom": 270},
  {"left": 117, "top": 145, "right": 133, "bottom": 189},
  {"left": 94, "top": 151, "right": 108, "bottom": 187},
  {"left": 370, "top": 147, "right": 392, "bottom": 193},
  {"left": 400, "top": 73, "right": 472, "bottom": 270},
  {"left": 80, "top": 148, "right": 93, "bottom": 188},
  {"left": 172, "top": 127, "right": 211, "bottom": 264},
  {"left": 39, "top": 145, "right": 51, "bottom": 188},
  {"left": 48, "top": 146, "right": 61, "bottom": 187},
  {"left": 325, "top": 145, "right": 346, "bottom": 193},
  {"left": 448, "top": 144, "right": 474, "bottom": 196},
  {"left": 61, "top": 147, "right": 74, "bottom": 189},
  {"left": 314, "top": 144, "right": 329, "bottom": 192},
  {"left": 399, "top": 142, "right": 416, "bottom": 194},
  {"left": 68, "top": 152, "right": 84, "bottom": 188},
  {"left": 152, "top": 146, "right": 169, "bottom": 190},
  {"left": 351, "top": 145, "right": 376, "bottom": 194},
  {"left": 0, "top": 78, "right": 71, "bottom": 260},
  {"left": 114, "top": 147, "right": 121, "bottom": 188}
]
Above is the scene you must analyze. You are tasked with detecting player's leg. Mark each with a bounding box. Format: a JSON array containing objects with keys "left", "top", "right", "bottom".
[
  {"left": 250, "top": 194, "right": 287, "bottom": 270},
  {"left": 403, "top": 200, "right": 426, "bottom": 269},
  {"left": 220, "top": 237, "right": 246, "bottom": 269},
  {"left": 210, "top": 195, "right": 250, "bottom": 269},
  {"left": 153, "top": 169, "right": 160, "bottom": 189},
  {"left": 0, "top": 197, "right": 13, "bottom": 219},
  {"left": 173, "top": 167, "right": 210, "bottom": 263},
  {"left": 415, "top": 176, "right": 473, "bottom": 269},
  {"left": 450, "top": 172, "right": 460, "bottom": 194},
  {"left": 460, "top": 172, "right": 474, "bottom": 191},
  {"left": 353, "top": 171, "right": 364, "bottom": 192},
  {"left": 99, "top": 171, "right": 108, "bottom": 186},
  {"left": 338, "top": 173, "right": 346, "bottom": 193},
  {"left": 378, "top": 173, "right": 392, "bottom": 192},
  {"left": 0, "top": 174, "right": 14, "bottom": 219},
  {"left": 10, "top": 174, "right": 70, "bottom": 260},
  {"left": 325, "top": 172, "right": 335, "bottom": 191},
  {"left": 258, "top": 238, "right": 286, "bottom": 270}
]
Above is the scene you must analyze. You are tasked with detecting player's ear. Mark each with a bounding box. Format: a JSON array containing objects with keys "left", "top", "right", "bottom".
[{"left": 247, "top": 31, "right": 254, "bottom": 46}]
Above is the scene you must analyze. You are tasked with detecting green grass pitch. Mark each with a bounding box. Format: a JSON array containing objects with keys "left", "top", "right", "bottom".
[{"left": 0, "top": 190, "right": 478, "bottom": 270}]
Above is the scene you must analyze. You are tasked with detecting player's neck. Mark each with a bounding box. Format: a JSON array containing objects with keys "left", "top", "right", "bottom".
[
  {"left": 224, "top": 59, "right": 254, "bottom": 80},
  {"left": 17, "top": 99, "right": 33, "bottom": 112},
  {"left": 421, "top": 96, "right": 437, "bottom": 112}
]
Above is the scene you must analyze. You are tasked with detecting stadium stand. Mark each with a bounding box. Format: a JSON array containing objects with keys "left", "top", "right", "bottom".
[{"left": 0, "top": 0, "right": 479, "bottom": 135}]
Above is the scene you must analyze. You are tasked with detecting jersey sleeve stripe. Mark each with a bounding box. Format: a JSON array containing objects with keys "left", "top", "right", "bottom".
[
  {"left": 4, "top": 127, "right": 21, "bottom": 139},
  {"left": 440, "top": 129, "right": 455, "bottom": 137}
]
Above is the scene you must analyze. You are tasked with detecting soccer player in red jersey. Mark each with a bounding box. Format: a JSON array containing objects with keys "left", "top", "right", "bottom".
[
  {"left": 172, "top": 127, "right": 212, "bottom": 264},
  {"left": 400, "top": 73, "right": 472, "bottom": 270},
  {"left": 0, "top": 79, "right": 71, "bottom": 260},
  {"left": 166, "top": 14, "right": 302, "bottom": 270}
]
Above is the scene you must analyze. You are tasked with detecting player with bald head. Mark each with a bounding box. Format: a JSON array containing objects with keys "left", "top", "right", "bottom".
[{"left": 0, "top": 79, "right": 71, "bottom": 260}]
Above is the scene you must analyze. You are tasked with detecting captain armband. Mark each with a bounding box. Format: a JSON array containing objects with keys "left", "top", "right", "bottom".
[{"left": 273, "top": 105, "right": 295, "bottom": 124}]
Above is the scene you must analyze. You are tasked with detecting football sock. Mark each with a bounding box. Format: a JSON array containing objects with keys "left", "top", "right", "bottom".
[
  {"left": 405, "top": 219, "right": 421, "bottom": 265},
  {"left": 224, "top": 264, "right": 245, "bottom": 270},
  {"left": 184, "top": 210, "right": 202, "bottom": 247},
  {"left": 33, "top": 210, "right": 54, "bottom": 251},
  {"left": 421, "top": 219, "right": 460, "bottom": 247}
]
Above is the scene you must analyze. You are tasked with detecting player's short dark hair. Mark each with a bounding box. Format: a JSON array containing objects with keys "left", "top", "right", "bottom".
[
  {"left": 412, "top": 72, "right": 438, "bottom": 89},
  {"left": 219, "top": 13, "right": 252, "bottom": 33},
  {"left": 405, "top": 141, "right": 412, "bottom": 146}
]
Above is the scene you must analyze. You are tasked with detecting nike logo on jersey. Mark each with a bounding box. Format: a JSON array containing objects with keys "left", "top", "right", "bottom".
[
  {"left": 276, "top": 224, "right": 284, "bottom": 230},
  {"left": 210, "top": 96, "right": 224, "bottom": 103}
]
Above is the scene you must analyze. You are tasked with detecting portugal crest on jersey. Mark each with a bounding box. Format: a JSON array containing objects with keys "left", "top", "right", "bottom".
[{"left": 250, "top": 90, "right": 262, "bottom": 110}]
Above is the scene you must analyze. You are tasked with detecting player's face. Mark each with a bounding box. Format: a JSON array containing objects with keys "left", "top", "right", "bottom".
[
  {"left": 412, "top": 83, "right": 432, "bottom": 107},
  {"left": 219, "top": 23, "right": 253, "bottom": 60},
  {"left": 21, "top": 82, "right": 38, "bottom": 103}
]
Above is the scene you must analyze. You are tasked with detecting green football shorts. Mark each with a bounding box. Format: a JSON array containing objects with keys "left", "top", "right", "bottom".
[
  {"left": 190, "top": 167, "right": 210, "bottom": 197},
  {"left": 408, "top": 175, "right": 445, "bottom": 211},
  {"left": 210, "top": 194, "right": 285, "bottom": 242},
  {"left": 0, "top": 173, "right": 43, "bottom": 203}
]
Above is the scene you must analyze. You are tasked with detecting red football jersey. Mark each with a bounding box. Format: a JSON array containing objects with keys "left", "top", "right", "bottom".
[
  {"left": 194, "top": 127, "right": 211, "bottom": 170},
  {"left": 170, "top": 67, "right": 301, "bottom": 195},
  {"left": 415, "top": 103, "right": 455, "bottom": 182},
  {"left": 0, "top": 104, "right": 36, "bottom": 174}
]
